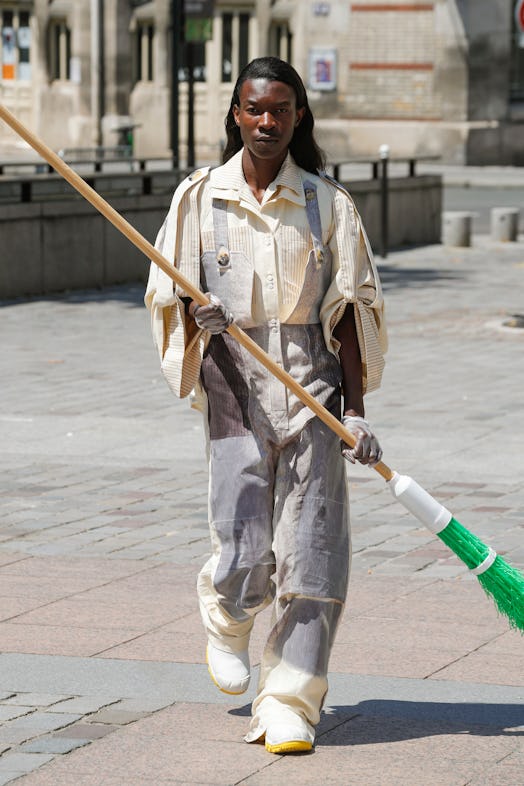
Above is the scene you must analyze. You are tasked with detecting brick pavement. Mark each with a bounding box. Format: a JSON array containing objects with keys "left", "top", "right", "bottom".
[{"left": 0, "top": 235, "right": 522, "bottom": 784}]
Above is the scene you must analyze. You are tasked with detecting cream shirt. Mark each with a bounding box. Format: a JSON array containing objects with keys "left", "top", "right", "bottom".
[{"left": 145, "top": 150, "right": 387, "bottom": 400}]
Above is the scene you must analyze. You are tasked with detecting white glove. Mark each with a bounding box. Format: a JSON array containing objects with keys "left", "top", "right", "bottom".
[
  {"left": 341, "top": 415, "right": 383, "bottom": 466},
  {"left": 193, "top": 293, "right": 234, "bottom": 334}
]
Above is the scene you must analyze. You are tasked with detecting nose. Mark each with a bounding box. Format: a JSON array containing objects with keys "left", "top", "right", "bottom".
[{"left": 258, "top": 111, "right": 276, "bottom": 130}]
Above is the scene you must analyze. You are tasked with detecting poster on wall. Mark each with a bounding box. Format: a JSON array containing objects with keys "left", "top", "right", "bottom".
[
  {"left": 516, "top": 0, "right": 524, "bottom": 46},
  {"left": 2, "top": 26, "right": 16, "bottom": 79},
  {"left": 309, "top": 48, "right": 337, "bottom": 91}
]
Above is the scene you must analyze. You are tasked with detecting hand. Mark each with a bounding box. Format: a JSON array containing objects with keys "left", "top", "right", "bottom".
[
  {"left": 341, "top": 415, "right": 382, "bottom": 466},
  {"left": 192, "top": 293, "right": 234, "bottom": 334}
]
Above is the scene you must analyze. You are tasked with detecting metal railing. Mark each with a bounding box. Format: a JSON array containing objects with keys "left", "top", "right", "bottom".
[
  {"left": 0, "top": 166, "right": 192, "bottom": 204},
  {"left": 329, "top": 154, "right": 440, "bottom": 182},
  {"left": 329, "top": 154, "right": 440, "bottom": 257},
  {"left": 0, "top": 152, "right": 174, "bottom": 176}
]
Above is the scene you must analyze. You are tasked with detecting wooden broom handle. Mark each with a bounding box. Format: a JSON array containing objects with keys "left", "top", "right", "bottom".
[{"left": 0, "top": 103, "right": 394, "bottom": 482}]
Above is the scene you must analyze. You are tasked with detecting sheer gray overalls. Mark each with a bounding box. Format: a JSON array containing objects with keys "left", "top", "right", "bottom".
[{"left": 196, "top": 181, "right": 351, "bottom": 743}]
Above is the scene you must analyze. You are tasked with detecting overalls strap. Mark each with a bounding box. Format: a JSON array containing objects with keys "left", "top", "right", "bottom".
[
  {"left": 212, "top": 186, "right": 324, "bottom": 266},
  {"left": 212, "top": 198, "right": 231, "bottom": 270},
  {"left": 302, "top": 180, "right": 324, "bottom": 264}
]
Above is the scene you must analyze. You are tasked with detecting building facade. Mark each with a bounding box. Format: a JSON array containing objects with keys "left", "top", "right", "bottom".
[{"left": 0, "top": 0, "right": 523, "bottom": 163}]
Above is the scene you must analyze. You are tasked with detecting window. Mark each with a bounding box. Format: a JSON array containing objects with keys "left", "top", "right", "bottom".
[
  {"left": 48, "top": 19, "right": 71, "bottom": 81},
  {"left": 221, "top": 10, "right": 251, "bottom": 83},
  {"left": 136, "top": 21, "right": 154, "bottom": 81},
  {"left": 18, "top": 11, "right": 30, "bottom": 80},
  {"left": 221, "top": 12, "right": 232, "bottom": 81},
  {"left": 1, "top": 7, "right": 32, "bottom": 81},
  {"left": 179, "top": 41, "right": 206, "bottom": 82},
  {"left": 510, "top": 4, "right": 524, "bottom": 101},
  {"left": 269, "top": 22, "right": 292, "bottom": 62},
  {"left": 239, "top": 13, "right": 250, "bottom": 74}
]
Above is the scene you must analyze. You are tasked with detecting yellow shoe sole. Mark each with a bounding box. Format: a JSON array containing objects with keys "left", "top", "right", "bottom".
[
  {"left": 206, "top": 647, "right": 248, "bottom": 696},
  {"left": 265, "top": 740, "right": 312, "bottom": 755}
]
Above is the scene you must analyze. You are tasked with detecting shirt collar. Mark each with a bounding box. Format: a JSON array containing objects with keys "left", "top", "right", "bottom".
[{"left": 209, "top": 149, "right": 307, "bottom": 207}]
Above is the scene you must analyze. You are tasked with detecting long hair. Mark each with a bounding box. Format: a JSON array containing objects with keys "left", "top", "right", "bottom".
[{"left": 222, "top": 57, "right": 326, "bottom": 174}]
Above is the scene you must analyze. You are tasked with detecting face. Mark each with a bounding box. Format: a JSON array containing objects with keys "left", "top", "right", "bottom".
[{"left": 233, "top": 78, "right": 305, "bottom": 163}]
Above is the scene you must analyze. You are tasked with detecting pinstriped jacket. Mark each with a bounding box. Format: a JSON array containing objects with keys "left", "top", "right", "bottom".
[{"left": 144, "top": 150, "right": 387, "bottom": 402}]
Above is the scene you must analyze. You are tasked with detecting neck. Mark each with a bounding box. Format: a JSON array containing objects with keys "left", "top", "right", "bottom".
[{"left": 241, "top": 148, "right": 288, "bottom": 202}]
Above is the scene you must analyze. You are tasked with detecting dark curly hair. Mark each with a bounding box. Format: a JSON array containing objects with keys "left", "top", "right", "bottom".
[{"left": 222, "top": 56, "right": 326, "bottom": 175}]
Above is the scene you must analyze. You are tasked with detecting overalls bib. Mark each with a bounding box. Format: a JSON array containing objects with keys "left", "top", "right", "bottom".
[
  {"left": 197, "top": 179, "right": 349, "bottom": 606},
  {"left": 199, "top": 180, "right": 343, "bottom": 442}
]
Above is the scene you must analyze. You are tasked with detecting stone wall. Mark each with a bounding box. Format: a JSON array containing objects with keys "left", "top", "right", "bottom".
[{"left": 0, "top": 176, "right": 442, "bottom": 299}]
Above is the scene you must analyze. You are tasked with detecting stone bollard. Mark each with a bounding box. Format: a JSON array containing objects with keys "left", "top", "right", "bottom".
[
  {"left": 491, "top": 207, "right": 520, "bottom": 242},
  {"left": 442, "top": 211, "right": 473, "bottom": 247}
]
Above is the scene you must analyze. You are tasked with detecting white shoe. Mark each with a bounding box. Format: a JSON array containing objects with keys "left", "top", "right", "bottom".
[
  {"left": 206, "top": 642, "right": 250, "bottom": 695},
  {"left": 265, "top": 721, "right": 313, "bottom": 754}
]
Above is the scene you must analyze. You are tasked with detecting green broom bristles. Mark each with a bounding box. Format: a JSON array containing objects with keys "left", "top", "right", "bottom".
[{"left": 438, "top": 517, "right": 524, "bottom": 632}]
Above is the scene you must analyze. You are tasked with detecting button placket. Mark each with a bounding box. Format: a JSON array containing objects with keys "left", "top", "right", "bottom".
[
  {"left": 262, "top": 233, "right": 279, "bottom": 318},
  {"left": 267, "top": 319, "right": 288, "bottom": 423}
]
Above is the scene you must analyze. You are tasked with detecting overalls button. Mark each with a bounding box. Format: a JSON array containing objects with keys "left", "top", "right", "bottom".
[{"left": 216, "top": 246, "right": 230, "bottom": 267}]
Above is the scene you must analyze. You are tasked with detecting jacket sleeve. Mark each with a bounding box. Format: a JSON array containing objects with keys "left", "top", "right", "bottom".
[
  {"left": 144, "top": 175, "right": 206, "bottom": 399},
  {"left": 319, "top": 185, "right": 387, "bottom": 394}
]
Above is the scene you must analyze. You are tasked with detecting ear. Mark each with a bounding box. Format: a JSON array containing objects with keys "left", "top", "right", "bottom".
[
  {"left": 233, "top": 104, "right": 240, "bottom": 126},
  {"left": 295, "top": 107, "right": 306, "bottom": 127}
]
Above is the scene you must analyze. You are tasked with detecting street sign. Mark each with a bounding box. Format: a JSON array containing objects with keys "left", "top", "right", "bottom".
[
  {"left": 185, "top": 0, "right": 214, "bottom": 17},
  {"left": 184, "top": 0, "right": 214, "bottom": 40},
  {"left": 516, "top": 0, "right": 524, "bottom": 46},
  {"left": 185, "top": 17, "right": 213, "bottom": 42}
]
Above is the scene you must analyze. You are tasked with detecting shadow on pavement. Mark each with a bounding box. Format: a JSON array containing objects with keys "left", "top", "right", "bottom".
[
  {"left": 0, "top": 282, "right": 146, "bottom": 309},
  {"left": 378, "top": 265, "right": 465, "bottom": 292},
  {"left": 228, "top": 698, "right": 523, "bottom": 744},
  {"left": 1, "top": 266, "right": 465, "bottom": 306},
  {"left": 315, "top": 700, "right": 524, "bottom": 746}
]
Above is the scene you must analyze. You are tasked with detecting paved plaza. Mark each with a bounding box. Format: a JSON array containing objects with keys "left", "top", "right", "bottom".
[{"left": 0, "top": 233, "right": 523, "bottom": 784}]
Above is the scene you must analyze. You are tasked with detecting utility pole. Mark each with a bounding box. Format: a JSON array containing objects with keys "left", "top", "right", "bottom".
[
  {"left": 171, "top": 0, "right": 183, "bottom": 168},
  {"left": 186, "top": 40, "right": 195, "bottom": 168},
  {"left": 379, "top": 144, "right": 389, "bottom": 259},
  {"left": 90, "top": 0, "right": 105, "bottom": 147}
]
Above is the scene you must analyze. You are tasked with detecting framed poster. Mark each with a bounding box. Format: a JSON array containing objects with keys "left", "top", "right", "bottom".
[
  {"left": 309, "top": 48, "right": 337, "bottom": 91},
  {"left": 2, "top": 26, "right": 16, "bottom": 80}
]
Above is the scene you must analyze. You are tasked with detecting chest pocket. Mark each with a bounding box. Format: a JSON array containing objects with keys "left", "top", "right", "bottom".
[
  {"left": 200, "top": 199, "right": 256, "bottom": 328},
  {"left": 201, "top": 183, "right": 331, "bottom": 328},
  {"left": 286, "top": 180, "right": 332, "bottom": 324}
]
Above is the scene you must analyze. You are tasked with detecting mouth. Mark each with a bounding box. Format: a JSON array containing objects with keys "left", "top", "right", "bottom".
[{"left": 255, "top": 136, "right": 278, "bottom": 144}]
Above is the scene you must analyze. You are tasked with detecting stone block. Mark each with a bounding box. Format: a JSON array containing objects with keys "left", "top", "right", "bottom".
[
  {"left": 490, "top": 207, "right": 520, "bottom": 242},
  {"left": 442, "top": 211, "right": 473, "bottom": 247}
]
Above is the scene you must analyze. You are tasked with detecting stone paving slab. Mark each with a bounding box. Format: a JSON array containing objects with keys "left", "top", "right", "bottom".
[
  {"left": 13, "top": 697, "right": 523, "bottom": 786},
  {"left": 0, "top": 238, "right": 523, "bottom": 783}
]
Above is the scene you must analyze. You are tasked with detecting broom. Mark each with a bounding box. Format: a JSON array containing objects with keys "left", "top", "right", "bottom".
[
  {"left": 389, "top": 474, "right": 524, "bottom": 632},
  {"left": 1, "top": 103, "right": 522, "bottom": 632}
]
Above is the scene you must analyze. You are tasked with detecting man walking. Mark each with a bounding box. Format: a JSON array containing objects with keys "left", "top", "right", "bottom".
[{"left": 145, "top": 57, "right": 386, "bottom": 754}]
